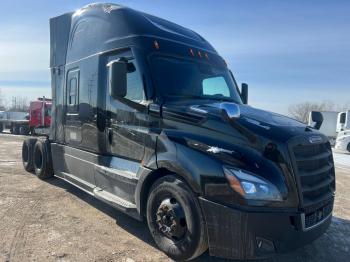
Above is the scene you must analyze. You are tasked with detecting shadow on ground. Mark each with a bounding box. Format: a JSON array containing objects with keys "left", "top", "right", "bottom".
[{"left": 46, "top": 177, "right": 350, "bottom": 262}]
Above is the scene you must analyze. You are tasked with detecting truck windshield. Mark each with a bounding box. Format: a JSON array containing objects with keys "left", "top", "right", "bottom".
[{"left": 151, "top": 56, "right": 242, "bottom": 103}]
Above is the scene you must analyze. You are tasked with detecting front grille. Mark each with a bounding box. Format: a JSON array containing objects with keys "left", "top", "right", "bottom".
[
  {"left": 291, "top": 139, "right": 335, "bottom": 207},
  {"left": 304, "top": 199, "right": 333, "bottom": 229}
]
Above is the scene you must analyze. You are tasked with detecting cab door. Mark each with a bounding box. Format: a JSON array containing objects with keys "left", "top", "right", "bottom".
[
  {"left": 105, "top": 50, "right": 146, "bottom": 161},
  {"left": 95, "top": 49, "right": 147, "bottom": 202}
]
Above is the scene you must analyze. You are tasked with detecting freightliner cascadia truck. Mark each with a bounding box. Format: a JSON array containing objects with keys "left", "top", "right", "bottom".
[{"left": 22, "top": 3, "right": 336, "bottom": 261}]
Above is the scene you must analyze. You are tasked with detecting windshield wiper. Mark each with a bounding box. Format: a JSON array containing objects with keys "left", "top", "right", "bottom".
[
  {"left": 166, "top": 95, "right": 236, "bottom": 103},
  {"left": 166, "top": 95, "right": 204, "bottom": 100},
  {"left": 208, "top": 96, "right": 234, "bottom": 102}
]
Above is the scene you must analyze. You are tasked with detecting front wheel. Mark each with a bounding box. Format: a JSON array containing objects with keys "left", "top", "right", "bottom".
[
  {"left": 347, "top": 143, "right": 350, "bottom": 153},
  {"left": 146, "top": 175, "right": 207, "bottom": 261}
]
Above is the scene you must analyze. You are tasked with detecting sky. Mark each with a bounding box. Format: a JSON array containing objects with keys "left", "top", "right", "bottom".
[{"left": 0, "top": 0, "right": 349, "bottom": 114}]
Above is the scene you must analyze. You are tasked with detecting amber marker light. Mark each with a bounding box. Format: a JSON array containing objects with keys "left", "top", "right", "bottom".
[{"left": 224, "top": 169, "right": 245, "bottom": 196}]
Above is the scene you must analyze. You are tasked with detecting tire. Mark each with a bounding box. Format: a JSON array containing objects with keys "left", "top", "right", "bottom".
[
  {"left": 19, "top": 126, "right": 29, "bottom": 135},
  {"left": 0, "top": 124, "right": 3, "bottom": 133},
  {"left": 33, "top": 140, "right": 54, "bottom": 179},
  {"left": 347, "top": 143, "right": 350, "bottom": 153},
  {"left": 22, "top": 138, "right": 37, "bottom": 172},
  {"left": 13, "top": 125, "right": 19, "bottom": 135},
  {"left": 146, "top": 175, "right": 208, "bottom": 261}
]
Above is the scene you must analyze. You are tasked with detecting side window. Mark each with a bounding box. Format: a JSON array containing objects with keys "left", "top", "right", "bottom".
[
  {"left": 108, "top": 58, "right": 144, "bottom": 103},
  {"left": 69, "top": 78, "right": 77, "bottom": 105},
  {"left": 125, "top": 61, "right": 144, "bottom": 102},
  {"left": 66, "top": 69, "right": 80, "bottom": 112},
  {"left": 340, "top": 113, "right": 346, "bottom": 124},
  {"left": 202, "top": 76, "right": 230, "bottom": 97}
]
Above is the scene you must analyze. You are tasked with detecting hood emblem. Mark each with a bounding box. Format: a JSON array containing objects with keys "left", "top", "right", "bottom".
[{"left": 309, "top": 136, "right": 323, "bottom": 144}]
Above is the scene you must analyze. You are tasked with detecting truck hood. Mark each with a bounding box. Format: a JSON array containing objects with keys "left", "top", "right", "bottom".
[
  {"left": 162, "top": 100, "right": 316, "bottom": 144},
  {"left": 161, "top": 100, "right": 324, "bottom": 205}
]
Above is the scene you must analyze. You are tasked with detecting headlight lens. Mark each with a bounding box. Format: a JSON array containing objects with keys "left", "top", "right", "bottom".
[{"left": 224, "top": 167, "right": 282, "bottom": 201}]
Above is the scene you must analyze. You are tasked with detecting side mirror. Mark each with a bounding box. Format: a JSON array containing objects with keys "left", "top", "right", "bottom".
[
  {"left": 311, "top": 111, "right": 323, "bottom": 130},
  {"left": 107, "top": 60, "right": 127, "bottom": 99},
  {"left": 241, "top": 83, "right": 248, "bottom": 104}
]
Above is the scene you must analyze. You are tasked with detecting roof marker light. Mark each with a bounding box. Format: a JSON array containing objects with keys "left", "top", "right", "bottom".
[{"left": 153, "top": 40, "right": 160, "bottom": 50}]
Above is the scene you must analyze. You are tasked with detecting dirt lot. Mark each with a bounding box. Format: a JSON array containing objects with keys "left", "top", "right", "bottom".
[{"left": 0, "top": 133, "right": 349, "bottom": 262}]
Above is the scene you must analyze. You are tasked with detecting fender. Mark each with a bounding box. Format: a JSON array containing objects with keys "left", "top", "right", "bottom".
[{"left": 135, "top": 132, "right": 224, "bottom": 217}]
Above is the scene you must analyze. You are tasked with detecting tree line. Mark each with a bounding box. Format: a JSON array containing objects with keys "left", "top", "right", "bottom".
[
  {"left": 288, "top": 101, "right": 350, "bottom": 124},
  {"left": 0, "top": 88, "right": 29, "bottom": 112}
]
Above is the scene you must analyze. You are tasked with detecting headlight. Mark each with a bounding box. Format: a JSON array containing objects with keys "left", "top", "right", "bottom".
[{"left": 224, "top": 167, "right": 282, "bottom": 201}]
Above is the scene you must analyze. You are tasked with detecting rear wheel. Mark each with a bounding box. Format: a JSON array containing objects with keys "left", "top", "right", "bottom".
[
  {"left": 13, "top": 125, "right": 19, "bottom": 135},
  {"left": 19, "top": 125, "right": 29, "bottom": 135},
  {"left": 146, "top": 175, "right": 207, "bottom": 261},
  {"left": 33, "top": 140, "right": 54, "bottom": 179},
  {"left": 347, "top": 143, "right": 350, "bottom": 153},
  {"left": 0, "top": 124, "right": 3, "bottom": 133},
  {"left": 22, "top": 138, "right": 37, "bottom": 172}
]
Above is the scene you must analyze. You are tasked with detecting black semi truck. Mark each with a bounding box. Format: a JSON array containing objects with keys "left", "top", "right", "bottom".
[{"left": 22, "top": 3, "right": 335, "bottom": 261}]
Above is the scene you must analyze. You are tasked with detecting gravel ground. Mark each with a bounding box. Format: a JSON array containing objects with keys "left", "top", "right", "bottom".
[{"left": 0, "top": 133, "right": 349, "bottom": 262}]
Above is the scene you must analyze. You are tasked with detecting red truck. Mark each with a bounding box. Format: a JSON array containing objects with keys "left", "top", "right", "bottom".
[
  {"left": 28, "top": 98, "right": 52, "bottom": 134},
  {"left": 0, "top": 97, "right": 51, "bottom": 135}
]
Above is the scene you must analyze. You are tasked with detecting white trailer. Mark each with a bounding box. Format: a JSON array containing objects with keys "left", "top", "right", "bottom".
[{"left": 0, "top": 111, "right": 29, "bottom": 134}]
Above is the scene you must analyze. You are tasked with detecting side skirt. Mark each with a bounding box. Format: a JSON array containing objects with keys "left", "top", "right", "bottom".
[
  {"left": 54, "top": 173, "right": 142, "bottom": 220},
  {"left": 51, "top": 143, "right": 142, "bottom": 220}
]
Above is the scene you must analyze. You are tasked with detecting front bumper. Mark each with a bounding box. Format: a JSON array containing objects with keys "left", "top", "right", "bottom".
[{"left": 199, "top": 197, "right": 333, "bottom": 260}]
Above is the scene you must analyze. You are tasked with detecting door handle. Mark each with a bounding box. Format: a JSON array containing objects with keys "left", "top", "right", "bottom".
[{"left": 108, "top": 128, "right": 113, "bottom": 144}]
